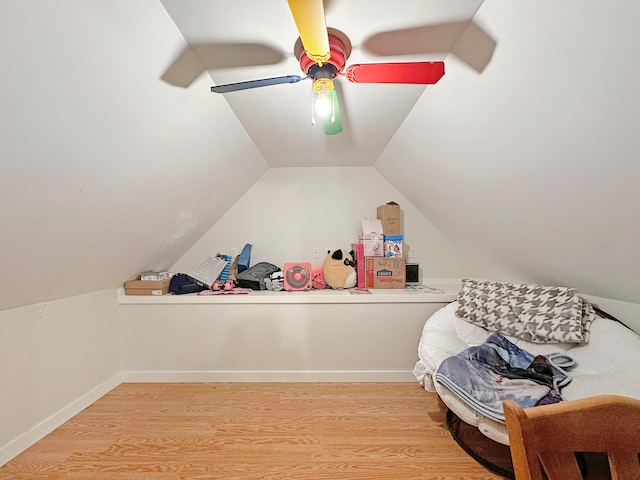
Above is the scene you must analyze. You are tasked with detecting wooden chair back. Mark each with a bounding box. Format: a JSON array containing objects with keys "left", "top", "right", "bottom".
[{"left": 503, "top": 395, "right": 640, "bottom": 480}]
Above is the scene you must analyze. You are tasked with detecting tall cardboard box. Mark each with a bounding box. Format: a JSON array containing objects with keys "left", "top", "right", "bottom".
[
  {"left": 364, "top": 257, "right": 406, "bottom": 289},
  {"left": 377, "top": 201, "right": 401, "bottom": 235}
]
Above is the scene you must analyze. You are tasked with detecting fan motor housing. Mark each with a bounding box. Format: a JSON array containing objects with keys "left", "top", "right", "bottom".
[
  {"left": 308, "top": 63, "right": 337, "bottom": 81},
  {"left": 297, "top": 32, "right": 349, "bottom": 78}
]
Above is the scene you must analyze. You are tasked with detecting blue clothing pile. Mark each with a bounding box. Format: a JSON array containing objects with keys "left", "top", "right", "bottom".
[{"left": 435, "top": 332, "right": 575, "bottom": 422}]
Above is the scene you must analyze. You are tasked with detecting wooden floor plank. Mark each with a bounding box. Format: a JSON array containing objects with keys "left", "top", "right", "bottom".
[{"left": 0, "top": 383, "right": 506, "bottom": 479}]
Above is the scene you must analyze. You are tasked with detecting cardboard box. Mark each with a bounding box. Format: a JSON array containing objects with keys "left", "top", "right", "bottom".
[
  {"left": 364, "top": 257, "right": 406, "bottom": 289},
  {"left": 359, "top": 218, "right": 384, "bottom": 257},
  {"left": 377, "top": 201, "right": 402, "bottom": 235},
  {"left": 124, "top": 277, "right": 171, "bottom": 296}
]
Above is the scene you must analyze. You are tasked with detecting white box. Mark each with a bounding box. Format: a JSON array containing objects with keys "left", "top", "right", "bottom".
[
  {"left": 140, "top": 271, "right": 171, "bottom": 281},
  {"left": 359, "top": 218, "right": 384, "bottom": 257}
]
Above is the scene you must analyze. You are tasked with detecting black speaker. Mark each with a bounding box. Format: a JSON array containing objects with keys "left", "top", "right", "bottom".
[{"left": 406, "top": 263, "right": 419, "bottom": 285}]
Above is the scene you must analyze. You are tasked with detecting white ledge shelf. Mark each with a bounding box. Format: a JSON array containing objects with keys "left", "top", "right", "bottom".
[{"left": 118, "top": 279, "right": 460, "bottom": 305}]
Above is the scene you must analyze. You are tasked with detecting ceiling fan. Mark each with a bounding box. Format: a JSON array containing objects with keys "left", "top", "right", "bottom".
[{"left": 208, "top": 0, "right": 445, "bottom": 136}]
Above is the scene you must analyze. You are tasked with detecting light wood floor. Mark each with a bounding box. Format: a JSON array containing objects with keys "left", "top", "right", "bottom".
[{"left": 0, "top": 383, "right": 506, "bottom": 479}]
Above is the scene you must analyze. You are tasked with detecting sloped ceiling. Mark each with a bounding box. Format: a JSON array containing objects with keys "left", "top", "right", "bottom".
[
  {"left": 159, "top": 0, "right": 489, "bottom": 166},
  {"left": 377, "top": 1, "right": 640, "bottom": 304},
  {"left": 0, "top": 0, "right": 269, "bottom": 311},
  {"left": 1, "top": 0, "right": 639, "bottom": 311}
]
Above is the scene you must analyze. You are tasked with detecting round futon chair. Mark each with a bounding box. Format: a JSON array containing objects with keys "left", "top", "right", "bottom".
[{"left": 414, "top": 301, "right": 640, "bottom": 445}]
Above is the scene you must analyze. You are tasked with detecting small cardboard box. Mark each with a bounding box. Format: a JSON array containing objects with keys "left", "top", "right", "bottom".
[
  {"left": 364, "top": 257, "right": 406, "bottom": 289},
  {"left": 377, "top": 201, "right": 401, "bottom": 235},
  {"left": 359, "top": 218, "right": 384, "bottom": 257},
  {"left": 124, "top": 277, "right": 171, "bottom": 296}
]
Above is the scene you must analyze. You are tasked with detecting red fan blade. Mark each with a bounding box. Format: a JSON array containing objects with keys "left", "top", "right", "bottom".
[{"left": 343, "top": 62, "right": 444, "bottom": 84}]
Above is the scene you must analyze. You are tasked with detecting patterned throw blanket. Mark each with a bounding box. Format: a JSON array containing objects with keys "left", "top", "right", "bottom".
[
  {"left": 456, "top": 279, "right": 596, "bottom": 344},
  {"left": 435, "top": 332, "right": 575, "bottom": 423}
]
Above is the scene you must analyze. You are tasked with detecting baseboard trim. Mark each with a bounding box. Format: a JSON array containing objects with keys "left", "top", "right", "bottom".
[
  {"left": 121, "top": 370, "right": 416, "bottom": 383},
  {"left": 0, "top": 372, "right": 122, "bottom": 467}
]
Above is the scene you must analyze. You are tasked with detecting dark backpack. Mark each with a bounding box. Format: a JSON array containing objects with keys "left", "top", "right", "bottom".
[
  {"left": 169, "top": 273, "right": 208, "bottom": 295},
  {"left": 236, "top": 262, "right": 281, "bottom": 290}
]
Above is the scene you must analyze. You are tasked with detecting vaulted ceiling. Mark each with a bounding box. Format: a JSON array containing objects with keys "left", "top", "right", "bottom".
[
  {"left": 158, "top": 0, "right": 490, "bottom": 167},
  {"left": 1, "top": 0, "right": 639, "bottom": 311}
]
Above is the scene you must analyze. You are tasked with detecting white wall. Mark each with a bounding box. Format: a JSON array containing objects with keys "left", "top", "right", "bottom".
[
  {"left": 120, "top": 301, "right": 450, "bottom": 381},
  {"left": 171, "top": 167, "right": 503, "bottom": 280},
  {"left": 0, "top": 290, "right": 121, "bottom": 465},
  {"left": 118, "top": 287, "right": 640, "bottom": 381}
]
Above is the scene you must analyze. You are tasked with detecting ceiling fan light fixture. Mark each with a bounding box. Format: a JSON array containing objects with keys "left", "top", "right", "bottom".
[
  {"left": 312, "top": 78, "right": 334, "bottom": 95},
  {"left": 312, "top": 78, "right": 334, "bottom": 118},
  {"left": 314, "top": 92, "right": 332, "bottom": 117},
  {"left": 323, "top": 90, "right": 342, "bottom": 135},
  {"left": 207, "top": 0, "right": 448, "bottom": 136}
]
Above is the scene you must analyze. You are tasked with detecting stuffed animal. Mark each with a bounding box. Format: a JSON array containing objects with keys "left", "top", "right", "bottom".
[
  {"left": 322, "top": 248, "right": 357, "bottom": 289},
  {"left": 312, "top": 265, "right": 327, "bottom": 290}
]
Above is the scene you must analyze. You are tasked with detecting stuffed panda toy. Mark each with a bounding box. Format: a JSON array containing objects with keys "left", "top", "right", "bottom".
[{"left": 322, "top": 248, "right": 357, "bottom": 289}]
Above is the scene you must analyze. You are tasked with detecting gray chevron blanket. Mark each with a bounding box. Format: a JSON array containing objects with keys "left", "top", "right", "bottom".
[{"left": 456, "top": 279, "right": 596, "bottom": 344}]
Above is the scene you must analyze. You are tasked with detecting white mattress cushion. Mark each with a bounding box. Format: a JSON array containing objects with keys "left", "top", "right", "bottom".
[
  {"left": 414, "top": 302, "right": 490, "bottom": 389},
  {"left": 561, "top": 317, "right": 640, "bottom": 400}
]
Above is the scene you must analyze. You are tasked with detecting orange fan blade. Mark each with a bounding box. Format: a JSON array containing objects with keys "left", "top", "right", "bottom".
[{"left": 287, "top": 0, "right": 330, "bottom": 65}]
